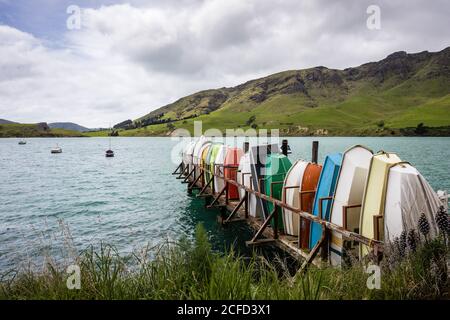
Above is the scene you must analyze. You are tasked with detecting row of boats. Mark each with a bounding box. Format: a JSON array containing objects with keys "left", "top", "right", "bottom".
[{"left": 181, "top": 137, "right": 448, "bottom": 265}]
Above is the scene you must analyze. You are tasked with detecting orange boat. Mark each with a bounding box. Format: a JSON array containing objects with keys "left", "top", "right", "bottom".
[
  {"left": 224, "top": 147, "right": 244, "bottom": 200},
  {"left": 299, "top": 163, "right": 322, "bottom": 249}
]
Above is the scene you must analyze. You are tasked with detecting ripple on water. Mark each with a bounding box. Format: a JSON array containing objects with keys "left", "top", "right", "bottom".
[{"left": 0, "top": 137, "right": 449, "bottom": 271}]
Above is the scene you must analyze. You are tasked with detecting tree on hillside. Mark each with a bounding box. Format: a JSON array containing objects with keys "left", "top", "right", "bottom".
[
  {"left": 415, "top": 122, "right": 426, "bottom": 135},
  {"left": 166, "top": 123, "right": 175, "bottom": 131},
  {"left": 246, "top": 115, "right": 256, "bottom": 126}
]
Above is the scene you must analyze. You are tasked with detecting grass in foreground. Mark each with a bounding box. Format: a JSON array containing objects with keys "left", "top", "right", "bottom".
[{"left": 0, "top": 224, "right": 448, "bottom": 300}]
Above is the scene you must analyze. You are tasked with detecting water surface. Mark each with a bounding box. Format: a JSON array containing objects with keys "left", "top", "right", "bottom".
[{"left": 0, "top": 137, "right": 448, "bottom": 271}]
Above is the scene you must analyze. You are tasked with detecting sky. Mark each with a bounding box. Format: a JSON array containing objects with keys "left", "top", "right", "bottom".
[{"left": 0, "top": 0, "right": 449, "bottom": 128}]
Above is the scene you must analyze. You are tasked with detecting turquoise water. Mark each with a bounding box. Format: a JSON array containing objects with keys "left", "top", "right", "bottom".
[{"left": 0, "top": 137, "right": 449, "bottom": 271}]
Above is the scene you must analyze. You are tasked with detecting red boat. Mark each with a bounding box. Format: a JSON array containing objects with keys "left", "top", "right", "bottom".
[{"left": 224, "top": 147, "right": 244, "bottom": 200}]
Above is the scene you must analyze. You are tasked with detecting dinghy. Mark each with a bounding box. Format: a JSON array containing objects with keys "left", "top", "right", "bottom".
[
  {"left": 249, "top": 144, "right": 279, "bottom": 219},
  {"left": 283, "top": 160, "right": 308, "bottom": 236},
  {"left": 105, "top": 134, "right": 114, "bottom": 158},
  {"left": 329, "top": 145, "right": 373, "bottom": 266},
  {"left": 203, "top": 142, "right": 217, "bottom": 187},
  {"left": 384, "top": 164, "right": 441, "bottom": 239},
  {"left": 51, "top": 145, "right": 63, "bottom": 154},
  {"left": 359, "top": 151, "right": 402, "bottom": 257},
  {"left": 183, "top": 140, "right": 196, "bottom": 173},
  {"left": 264, "top": 154, "right": 292, "bottom": 230},
  {"left": 192, "top": 136, "right": 210, "bottom": 180},
  {"left": 105, "top": 149, "right": 114, "bottom": 157},
  {"left": 309, "top": 153, "right": 342, "bottom": 250},
  {"left": 202, "top": 144, "right": 212, "bottom": 183},
  {"left": 213, "top": 145, "right": 229, "bottom": 194},
  {"left": 298, "top": 163, "right": 322, "bottom": 248},
  {"left": 282, "top": 160, "right": 322, "bottom": 244},
  {"left": 18, "top": 140, "right": 26, "bottom": 145},
  {"left": 224, "top": 147, "right": 244, "bottom": 200},
  {"left": 237, "top": 152, "right": 258, "bottom": 217},
  {"left": 205, "top": 143, "right": 222, "bottom": 191},
  {"left": 360, "top": 152, "right": 442, "bottom": 258},
  {"left": 200, "top": 143, "right": 212, "bottom": 180}
]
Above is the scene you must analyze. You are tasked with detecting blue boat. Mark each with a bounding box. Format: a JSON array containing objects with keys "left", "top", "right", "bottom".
[{"left": 309, "top": 152, "right": 342, "bottom": 250}]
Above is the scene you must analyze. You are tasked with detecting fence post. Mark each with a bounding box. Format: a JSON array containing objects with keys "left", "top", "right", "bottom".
[
  {"left": 243, "top": 141, "right": 250, "bottom": 153},
  {"left": 281, "top": 139, "right": 288, "bottom": 156},
  {"left": 312, "top": 141, "right": 319, "bottom": 164}
]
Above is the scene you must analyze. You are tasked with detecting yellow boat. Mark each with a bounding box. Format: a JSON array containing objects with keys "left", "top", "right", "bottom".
[
  {"left": 359, "top": 151, "right": 402, "bottom": 258},
  {"left": 200, "top": 144, "right": 211, "bottom": 179}
]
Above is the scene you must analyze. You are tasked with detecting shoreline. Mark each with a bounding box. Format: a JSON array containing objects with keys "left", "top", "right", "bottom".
[{"left": 2, "top": 134, "right": 450, "bottom": 138}]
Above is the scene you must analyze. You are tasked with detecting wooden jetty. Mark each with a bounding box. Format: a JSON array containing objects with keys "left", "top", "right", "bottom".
[{"left": 173, "top": 140, "right": 383, "bottom": 271}]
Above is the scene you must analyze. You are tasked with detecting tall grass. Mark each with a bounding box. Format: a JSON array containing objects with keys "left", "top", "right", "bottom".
[{"left": 0, "top": 224, "right": 448, "bottom": 300}]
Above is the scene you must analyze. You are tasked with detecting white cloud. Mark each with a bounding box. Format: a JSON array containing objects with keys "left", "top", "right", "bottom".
[{"left": 0, "top": 0, "right": 449, "bottom": 127}]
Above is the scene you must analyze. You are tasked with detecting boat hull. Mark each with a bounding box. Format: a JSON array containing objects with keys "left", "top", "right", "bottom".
[
  {"left": 205, "top": 143, "right": 222, "bottom": 192},
  {"left": 299, "top": 163, "right": 322, "bottom": 248},
  {"left": 237, "top": 153, "right": 258, "bottom": 217},
  {"left": 329, "top": 145, "right": 373, "bottom": 266},
  {"left": 283, "top": 160, "right": 308, "bottom": 236},
  {"left": 359, "top": 152, "right": 402, "bottom": 257},
  {"left": 264, "top": 154, "right": 292, "bottom": 230},
  {"left": 384, "top": 164, "right": 440, "bottom": 241},
  {"left": 224, "top": 148, "right": 244, "bottom": 200},
  {"left": 309, "top": 153, "right": 342, "bottom": 250},
  {"left": 249, "top": 144, "right": 279, "bottom": 220},
  {"left": 213, "top": 145, "right": 229, "bottom": 194}
]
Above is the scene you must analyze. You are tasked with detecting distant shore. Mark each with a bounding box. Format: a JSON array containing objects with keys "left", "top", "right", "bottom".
[
  {"left": 0, "top": 123, "right": 86, "bottom": 138},
  {"left": 2, "top": 123, "right": 450, "bottom": 138}
]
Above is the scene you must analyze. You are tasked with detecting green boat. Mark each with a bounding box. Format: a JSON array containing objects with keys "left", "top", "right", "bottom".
[
  {"left": 205, "top": 143, "right": 223, "bottom": 192},
  {"left": 264, "top": 153, "right": 292, "bottom": 230}
]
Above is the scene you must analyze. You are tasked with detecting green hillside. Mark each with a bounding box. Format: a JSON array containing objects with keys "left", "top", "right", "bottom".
[
  {"left": 106, "top": 47, "right": 450, "bottom": 136},
  {"left": 0, "top": 123, "right": 86, "bottom": 137}
]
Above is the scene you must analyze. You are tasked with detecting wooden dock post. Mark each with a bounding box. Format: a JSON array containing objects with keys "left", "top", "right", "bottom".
[
  {"left": 243, "top": 141, "right": 249, "bottom": 153},
  {"left": 312, "top": 140, "right": 319, "bottom": 164},
  {"left": 281, "top": 139, "right": 288, "bottom": 156}
]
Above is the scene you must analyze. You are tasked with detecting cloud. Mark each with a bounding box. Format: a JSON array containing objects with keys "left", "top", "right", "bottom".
[{"left": 0, "top": 0, "right": 449, "bottom": 127}]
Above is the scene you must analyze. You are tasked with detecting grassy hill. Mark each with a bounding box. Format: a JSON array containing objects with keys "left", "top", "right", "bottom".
[
  {"left": 0, "top": 119, "right": 18, "bottom": 124},
  {"left": 48, "top": 122, "right": 91, "bottom": 132},
  {"left": 0, "top": 123, "right": 87, "bottom": 137},
  {"left": 102, "top": 47, "right": 450, "bottom": 136}
]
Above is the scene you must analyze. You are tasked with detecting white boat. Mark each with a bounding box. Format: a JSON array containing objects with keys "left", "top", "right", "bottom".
[
  {"left": 359, "top": 151, "right": 442, "bottom": 258},
  {"left": 192, "top": 136, "right": 209, "bottom": 180},
  {"left": 237, "top": 152, "right": 258, "bottom": 217},
  {"left": 383, "top": 163, "right": 440, "bottom": 241},
  {"left": 329, "top": 145, "right": 373, "bottom": 266},
  {"left": 18, "top": 140, "right": 26, "bottom": 145},
  {"left": 182, "top": 140, "right": 196, "bottom": 173},
  {"left": 282, "top": 159, "right": 309, "bottom": 236},
  {"left": 51, "top": 145, "right": 62, "bottom": 154}
]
